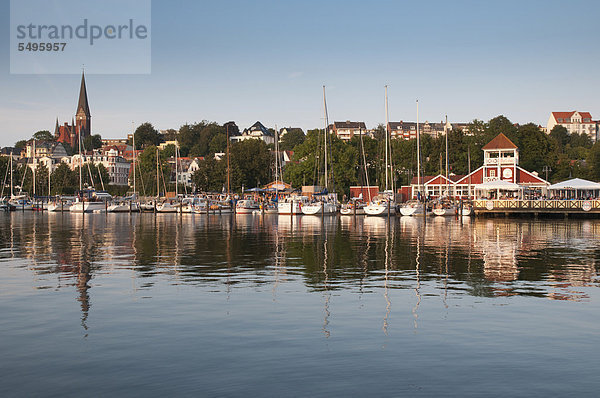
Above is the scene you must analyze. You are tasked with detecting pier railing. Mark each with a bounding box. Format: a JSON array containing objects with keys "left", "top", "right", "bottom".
[{"left": 473, "top": 199, "right": 600, "bottom": 212}]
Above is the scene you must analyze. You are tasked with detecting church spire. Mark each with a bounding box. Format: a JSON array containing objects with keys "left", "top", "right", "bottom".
[
  {"left": 76, "top": 71, "right": 91, "bottom": 117},
  {"left": 54, "top": 118, "right": 59, "bottom": 136}
]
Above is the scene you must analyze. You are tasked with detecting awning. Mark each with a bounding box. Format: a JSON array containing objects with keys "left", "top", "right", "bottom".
[
  {"left": 548, "top": 178, "right": 600, "bottom": 190},
  {"left": 475, "top": 179, "right": 521, "bottom": 191}
]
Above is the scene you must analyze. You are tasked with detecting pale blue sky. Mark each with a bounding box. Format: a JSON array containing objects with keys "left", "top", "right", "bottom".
[{"left": 1, "top": 0, "right": 599, "bottom": 146}]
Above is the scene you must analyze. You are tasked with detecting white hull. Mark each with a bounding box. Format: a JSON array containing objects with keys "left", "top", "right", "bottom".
[
  {"left": 432, "top": 207, "right": 456, "bottom": 216},
  {"left": 301, "top": 202, "right": 337, "bottom": 215},
  {"left": 236, "top": 200, "right": 260, "bottom": 214},
  {"left": 461, "top": 207, "right": 472, "bottom": 216},
  {"left": 156, "top": 203, "right": 177, "bottom": 213},
  {"left": 108, "top": 203, "right": 140, "bottom": 212},
  {"left": 70, "top": 201, "right": 107, "bottom": 213},
  {"left": 48, "top": 202, "right": 72, "bottom": 212},
  {"left": 364, "top": 202, "right": 396, "bottom": 216},
  {"left": 340, "top": 205, "right": 365, "bottom": 215},
  {"left": 278, "top": 201, "right": 303, "bottom": 215},
  {"left": 399, "top": 203, "right": 425, "bottom": 216}
]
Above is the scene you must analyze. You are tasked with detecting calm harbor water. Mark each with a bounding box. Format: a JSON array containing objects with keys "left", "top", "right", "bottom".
[{"left": 1, "top": 212, "right": 599, "bottom": 397}]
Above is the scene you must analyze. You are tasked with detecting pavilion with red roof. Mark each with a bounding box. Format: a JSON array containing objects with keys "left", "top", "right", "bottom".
[{"left": 401, "top": 133, "right": 549, "bottom": 200}]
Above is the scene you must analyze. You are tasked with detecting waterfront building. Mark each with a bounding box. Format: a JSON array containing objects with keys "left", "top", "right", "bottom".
[
  {"left": 230, "top": 121, "right": 275, "bottom": 145},
  {"left": 328, "top": 121, "right": 367, "bottom": 141},
  {"left": 388, "top": 120, "right": 468, "bottom": 140},
  {"left": 401, "top": 133, "right": 549, "bottom": 199},
  {"left": 547, "top": 111, "right": 598, "bottom": 142},
  {"left": 69, "top": 149, "right": 131, "bottom": 186}
]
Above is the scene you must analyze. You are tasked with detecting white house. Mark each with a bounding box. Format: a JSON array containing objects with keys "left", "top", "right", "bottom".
[
  {"left": 230, "top": 121, "right": 275, "bottom": 145},
  {"left": 547, "top": 111, "right": 598, "bottom": 142}
]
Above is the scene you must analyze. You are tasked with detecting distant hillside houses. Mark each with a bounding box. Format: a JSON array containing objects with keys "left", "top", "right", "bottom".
[
  {"left": 547, "top": 111, "right": 599, "bottom": 142},
  {"left": 328, "top": 121, "right": 367, "bottom": 141},
  {"left": 230, "top": 121, "right": 275, "bottom": 145}
]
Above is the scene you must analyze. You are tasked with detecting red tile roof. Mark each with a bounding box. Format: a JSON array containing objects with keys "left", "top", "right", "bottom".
[
  {"left": 552, "top": 111, "right": 593, "bottom": 121},
  {"left": 482, "top": 133, "right": 517, "bottom": 150}
]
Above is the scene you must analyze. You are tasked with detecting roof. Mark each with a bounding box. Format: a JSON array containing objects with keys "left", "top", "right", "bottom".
[
  {"left": 482, "top": 133, "right": 518, "bottom": 150},
  {"left": 76, "top": 72, "right": 91, "bottom": 116},
  {"left": 332, "top": 121, "right": 367, "bottom": 130},
  {"left": 243, "top": 121, "right": 273, "bottom": 136},
  {"left": 552, "top": 111, "right": 593, "bottom": 121},
  {"left": 548, "top": 178, "right": 600, "bottom": 190}
]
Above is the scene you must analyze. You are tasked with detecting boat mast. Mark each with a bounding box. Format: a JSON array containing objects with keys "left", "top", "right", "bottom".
[
  {"left": 416, "top": 100, "right": 421, "bottom": 200},
  {"left": 385, "top": 85, "right": 389, "bottom": 192},
  {"left": 10, "top": 150, "right": 13, "bottom": 198},
  {"left": 175, "top": 141, "right": 178, "bottom": 197},
  {"left": 445, "top": 115, "right": 449, "bottom": 198},
  {"left": 78, "top": 127, "right": 82, "bottom": 191},
  {"left": 468, "top": 146, "right": 472, "bottom": 199},
  {"left": 156, "top": 147, "right": 160, "bottom": 198},
  {"left": 132, "top": 122, "right": 136, "bottom": 197},
  {"left": 274, "top": 124, "right": 279, "bottom": 197},
  {"left": 322, "top": 85, "right": 328, "bottom": 191},
  {"left": 32, "top": 139, "right": 36, "bottom": 198},
  {"left": 226, "top": 124, "right": 230, "bottom": 196}
]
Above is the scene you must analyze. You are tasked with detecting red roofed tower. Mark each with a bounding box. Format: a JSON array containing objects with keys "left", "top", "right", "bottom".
[
  {"left": 481, "top": 133, "right": 518, "bottom": 183},
  {"left": 75, "top": 71, "right": 91, "bottom": 146}
]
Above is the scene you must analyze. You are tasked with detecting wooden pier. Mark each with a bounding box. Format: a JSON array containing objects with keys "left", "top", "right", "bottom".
[{"left": 473, "top": 199, "right": 600, "bottom": 217}]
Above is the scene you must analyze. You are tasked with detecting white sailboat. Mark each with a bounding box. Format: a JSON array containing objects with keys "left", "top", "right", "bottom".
[
  {"left": 433, "top": 115, "right": 457, "bottom": 217},
  {"left": 400, "top": 99, "right": 426, "bottom": 216},
  {"left": 365, "top": 85, "right": 396, "bottom": 216},
  {"left": 302, "top": 86, "right": 338, "bottom": 215}
]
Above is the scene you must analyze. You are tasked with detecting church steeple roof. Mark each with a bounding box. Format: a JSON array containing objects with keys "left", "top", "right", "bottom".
[
  {"left": 76, "top": 71, "right": 91, "bottom": 117},
  {"left": 54, "top": 118, "right": 59, "bottom": 135}
]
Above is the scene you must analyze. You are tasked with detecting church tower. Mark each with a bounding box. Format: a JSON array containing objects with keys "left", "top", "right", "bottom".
[{"left": 75, "top": 71, "right": 91, "bottom": 145}]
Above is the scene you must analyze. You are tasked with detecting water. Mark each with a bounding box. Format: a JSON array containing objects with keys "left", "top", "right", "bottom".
[{"left": 1, "top": 212, "right": 599, "bottom": 397}]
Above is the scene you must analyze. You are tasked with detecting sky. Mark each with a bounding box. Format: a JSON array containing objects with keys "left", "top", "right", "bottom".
[{"left": 1, "top": 0, "right": 600, "bottom": 146}]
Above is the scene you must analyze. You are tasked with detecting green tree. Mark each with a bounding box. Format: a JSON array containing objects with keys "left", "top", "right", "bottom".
[
  {"left": 33, "top": 130, "right": 55, "bottom": 141},
  {"left": 14, "top": 140, "right": 27, "bottom": 152},
  {"left": 279, "top": 129, "right": 306, "bottom": 151},
  {"left": 230, "top": 139, "right": 273, "bottom": 190},
  {"left": 192, "top": 157, "right": 226, "bottom": 192},
  {"left": 50, "top": 163, "right": 77, "bottom": 195},
  {"left": 83, "top": 134, "right": 103, "bottom": 150},
  {"left": 549, "top": 125, "right": 569, "bottom": 153},
  {"left": 133, "top": 122, "right": 161, "bottom": 149}
]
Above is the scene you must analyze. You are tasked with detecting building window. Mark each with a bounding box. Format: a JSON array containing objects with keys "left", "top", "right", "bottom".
[{"left": 490, "top": 170, "right": 496, "bottom": 177}]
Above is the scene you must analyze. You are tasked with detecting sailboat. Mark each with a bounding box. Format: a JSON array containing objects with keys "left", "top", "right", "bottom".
[
  {"left": 340, "top": 124, "right": 368, "bottom": 216},
  {"left": 400, "top": 100, "right": 426, "bottom": 216},
  {"left": 301, "top": 86, "right": 337, "bottom": 215},
  {"left": 432, "top": 115, "right": 457, "bottom": 216},
  {"left": 70, "top": 129, "right": 111, "bottom": 213},
  {"left": 365, "top": 85, "right": 396, "bottom": 216}
]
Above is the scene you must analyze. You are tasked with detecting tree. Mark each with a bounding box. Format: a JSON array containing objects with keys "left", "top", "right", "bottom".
[
  {"left": 14, "top": 140, "right": 27, "bottom": 152},
  {"left": 230, "top": 139, "right": 273, "bottom": 190},
  {"left": 83, "top": 134, "right": 102, "bottom": 150},
  {"left": 549, "top": 125, "right": 569, "bottom": 153},
  {"left": 33, "top": 130, "right": 55, "bottom": 141},
  {"left": 516, "top": 123, "right": 556, "bottom": 174},
  {"left": 50, "top": 163, "right": 77, "bottom": 195},
  {"left": 279, "top": 129, "right": 306, "bottom": 151},
  {"left": 192, "top": 157, "right": 226, "bottom": 192},
  {"left": 133, "top": 122, "right": 161, "bottom": 149}
]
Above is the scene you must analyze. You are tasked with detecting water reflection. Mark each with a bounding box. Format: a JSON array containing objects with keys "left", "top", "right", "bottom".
[{"left": 1, "top": 212, "right": 600, "bottom": 332}]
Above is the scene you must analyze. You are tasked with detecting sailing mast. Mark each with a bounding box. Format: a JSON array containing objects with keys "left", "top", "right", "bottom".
[
  {"left": 274, "top": 124, "right": 279, "bottom": 197},
  {"left": 322, "top": 85, "right": 328, "bottom": 191},
  {"left": 32, "top": 140, "right": 36, "bottom": 198},
  {"left": 132, "top": 122, "right": 136, "bottom": 197},
  {"left": 416, "top": 100, "right": 421, "bottom": 201},
  {"left": 10, "top": 150, "right": 14, "bottom": 198},
  {"left": 78, "top": 128, "right": 83, "bottom": 191},
  {"left": 226, "top": 124, "right": 230, "bottom": 196},
  {"left": 156, "top": 147, "right": 160, "bottom": 198},
  {"left": 384, "top": 86, "right": 389, "bottom": 192},
  {"left": 445, "top": 115, "right": 449, "bottom": 198}
]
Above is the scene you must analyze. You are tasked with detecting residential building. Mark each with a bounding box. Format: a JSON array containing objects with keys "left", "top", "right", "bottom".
[
  {"left": 279, "top": 127, "right": 304, "bottom": 140},
  {"left": 230, "top": 121, "right": 275, "bottom": 145},
  {"left": 328, "top": 121, "right": 367, "bottom": 141},
  {"left": 547, "top": 111, "right": 598, "bottom": 142},
  {"left": 69, "top": 149, "right": 131, "bottom": 186}
]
